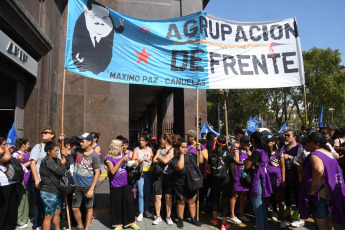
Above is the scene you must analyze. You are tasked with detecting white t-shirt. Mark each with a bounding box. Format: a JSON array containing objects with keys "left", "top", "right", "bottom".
[{"left": 0, "top": 162, "right": 17, "bottom": 186}]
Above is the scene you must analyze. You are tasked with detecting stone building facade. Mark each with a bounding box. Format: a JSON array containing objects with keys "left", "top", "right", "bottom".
[{"left": 0, "top": 0, "right": 207, "bottom": 150}]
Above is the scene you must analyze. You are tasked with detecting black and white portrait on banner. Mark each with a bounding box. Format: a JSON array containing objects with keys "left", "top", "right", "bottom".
[{"left": 72, "top": 0, "right": 124, "bottom": 74}]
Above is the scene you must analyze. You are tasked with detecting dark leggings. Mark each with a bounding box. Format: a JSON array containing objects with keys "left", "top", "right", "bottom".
[
  {"left": 211, "top": 181, "right": 232, "bottom": 217},
  {"left": 285, "top": 185, "right": 299, "bottom": 208},
  {"left": 0, "top": 183, "right": 18, "bottom": 230}
]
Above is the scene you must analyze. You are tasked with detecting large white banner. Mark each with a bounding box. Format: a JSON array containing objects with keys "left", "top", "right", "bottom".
[{"left": 65, "top": 0, "right": 304, "bottom": 89}]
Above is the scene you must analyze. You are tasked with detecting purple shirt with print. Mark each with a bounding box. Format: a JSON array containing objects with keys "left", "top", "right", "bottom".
[{"left": 105, "top": 153, "right": 128, "bottom": 188}]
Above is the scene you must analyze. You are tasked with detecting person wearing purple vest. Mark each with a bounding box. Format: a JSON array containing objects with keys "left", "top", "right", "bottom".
[
  {"left": 105, "top": 139, "right": 139, "bottom": 230},
  {"left": 281, "top": 129, "right": 302, "bottom": 220},
  {"left": 244, "top": 131, "right": 273, "bottom": 230},
  {"left": 299, "top": 131, "right": 345, "bottom": 229},
  {"left": 230, "top": 137, "right": 251, "bottom": 224},
  {"left": 265, "top": 135, "right": 286, "bottom": 228},
  {"left": 13, "top": 138, "right": 31, "bottom": 229}
]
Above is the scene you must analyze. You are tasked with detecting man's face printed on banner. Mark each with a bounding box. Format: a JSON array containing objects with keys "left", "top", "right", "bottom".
[{"left": 83, "top": 4, "right": 113, "bottom": 46}]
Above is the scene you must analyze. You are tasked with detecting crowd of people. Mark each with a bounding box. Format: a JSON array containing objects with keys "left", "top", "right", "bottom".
[{"left": 1, "top": 124, "right": 345, "bottom": 230}]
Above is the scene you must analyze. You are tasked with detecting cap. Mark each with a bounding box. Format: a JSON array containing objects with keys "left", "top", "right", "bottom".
[
  {"left": 186, "top": 130, "right": 197, "bottom": 138},
  {"left": 151, "top": 137, "right": 158, "bottom": 142},
  {"left": 266, "top": 134, "right": 276, "bottom": 141},
  {"left": 240, "top": 136, "right": 250, "bottom": 143},
  {"left": 77, "top": 133, "right": 93, "bottom": 142}
]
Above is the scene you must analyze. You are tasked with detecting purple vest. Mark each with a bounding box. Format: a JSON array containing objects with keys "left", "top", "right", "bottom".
[
  {"left": 282, "top": 143, "right": 301, "bottom": 186},
  {"left": 234, "top": 150, "right": 249, "bottom": 192},
  {"left": 267, "top": 151, "right": 284, "bottom": 192},
  {"left": 13, "top": 151, "right": 31, "bottom": 188},
  {"left": 93, "top": 144, "right": 103, "bottom": 158},
  {"left": 250, "top": 148, "right": 273, "bottom": 198},
  {"left": 299, "top": 150, "right": 345, "bottom": 224},
  {"left": 105, "top": 153, "right": 128, "bottom": 188}
]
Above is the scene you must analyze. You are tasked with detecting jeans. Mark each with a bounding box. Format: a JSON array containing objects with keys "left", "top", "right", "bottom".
[
  {"left": 251, "top": 179, "right": 268, "bottom": 230},
  {"left": 33, "top": 186, "right": 45, "bottom": 228},
  {"left": 136, "top": 172, "right": 152, "bottom": 214}
]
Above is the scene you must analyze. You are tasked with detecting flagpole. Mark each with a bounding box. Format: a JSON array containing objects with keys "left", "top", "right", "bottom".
[
  {"left": 61, "top": 68, "right": 72, "bottom": 230},
  {"left": 303, "top": 85, "right": 308, "bottom": 127},
  {"left": 196, "top": 88, "right": 200, "bottom": 221}
]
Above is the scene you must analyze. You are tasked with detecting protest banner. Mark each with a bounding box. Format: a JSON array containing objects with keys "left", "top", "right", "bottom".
[{"left": 64, "top": 0, "right": 305, "bottom": 89}]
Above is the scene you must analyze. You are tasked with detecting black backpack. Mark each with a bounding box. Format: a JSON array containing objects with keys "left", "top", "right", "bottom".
[
  {"left": 5, "top": 157, "right": 24, "bottom": 182},
  {"left": 210, "top": 155, "right": 227, "bottom": 179},
  {"left": 185, "top": 152, "right": 203, "bottom": 191},
  {"left": 58, "top": 171, "right": 76, "bottom": 194}
]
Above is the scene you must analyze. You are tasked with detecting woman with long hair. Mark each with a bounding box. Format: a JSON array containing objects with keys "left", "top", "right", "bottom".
[
  {"left": 152, "top": 132, "right": 174, "bottom": 225},
  {"left": 300, "top": 131, "right": 345, "bottom": 230},
  {"left": 39, "top": 141, "right": 69, "bottom": 230},
  {"left": 30, "top": 128, "right": 58, "bottom": 230},
  {"left": 208, "top": 135, "right": 234, "bottom": 230},
  {"left": 13, "top": 138, "right": 31, "bottom": 228},
  {"left": 171, "top": 136, "right": 201, "bottom": 229},
  {"left": 244, "top": 131, "right": 273, "bottom": 230},
  {"left": 132, "top": 135, "right": 154, "bottom": 221},
  {"left": 265, "top": 135, "right": 286, "bottom": 228},
  {"left": 105, "top": 139, "right": 139, "bottom": 230},
  {"left": 90, "top": 132, "right": 103, "bottom": 158}
]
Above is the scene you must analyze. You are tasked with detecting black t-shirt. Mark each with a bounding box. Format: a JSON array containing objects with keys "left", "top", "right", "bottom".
[
  {"left": 171, "top": 153, "right": 196, "bottom": 186},
  {"left": 248, "top": 149, "right": 262, "bottom": 164},
  {"left": 328, "top": 138, "right": 335, "bottom": 147}
]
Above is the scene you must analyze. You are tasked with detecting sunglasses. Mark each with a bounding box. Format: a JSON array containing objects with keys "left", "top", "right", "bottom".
[
  {"left": 42, "top": 131, "right": 52, "bottom": 135},
  {"left": 284, "top": 134, "right": 291, "bottom": 137}
]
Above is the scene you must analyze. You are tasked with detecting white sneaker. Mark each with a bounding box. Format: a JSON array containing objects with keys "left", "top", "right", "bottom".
[
  {"left": 239, "top": 215, "right": 251, "bottom": 222},
  {"left": 35, "top": 227, "right": 42, "bottom": 230},
  {"left": 291, "top": 220, "right": 305, "bottom": 228},
  {"left": 280, "top": 221, "right": 287, "bottom": 228},
  {"left": 271, "top": 212, "right": 279, "bottom": 221},
  {"left": 153, "top": 216, "right": 162, "bottom": 225},
  {"left": 137, "top": 213, "right": 143, "bottom": 222},
  {"left": 17, "top": 224, "right": 28, "bottom": 229},
  {"left": 166, "top": 217, "right": 173, "bottom": 226},
  {"left": 229, "top": 216, "right": 242, "bottom": 224}
]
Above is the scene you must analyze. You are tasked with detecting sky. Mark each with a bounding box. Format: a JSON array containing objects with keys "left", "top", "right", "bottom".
[{"left": 205, "top": 0, "right": 345, "bottom": 65}]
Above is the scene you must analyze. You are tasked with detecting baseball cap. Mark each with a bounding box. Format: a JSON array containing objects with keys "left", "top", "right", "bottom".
[
  {"left": 186, "top": 130, "right": 197, "bottom": 138},
  {"left": 77, "top": 133, "right": 93, "bottom": 142}
]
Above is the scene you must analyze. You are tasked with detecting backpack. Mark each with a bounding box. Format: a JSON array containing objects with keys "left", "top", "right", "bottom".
[
  {"left": 210, "top": 154, "right": 227, "bottom": 179},
  {"left": 58, "top": 171, "right": 76, "bottom": 194},
  {"left": 5, "top": 157, "right": 24, "bottom": 182},
  {"left": 185, "top": 152, "right": 203, "bottom": 191}
]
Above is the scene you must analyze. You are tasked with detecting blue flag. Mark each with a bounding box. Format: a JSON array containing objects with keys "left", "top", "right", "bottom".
[
  {"left": 318, "top": 105, "right": 324, "bottom": 127},
  {"left": 6, "top": 122, "right": 17, "bottom": 146},
  {"left": 246, "top": 116, "right": 258, "bottom": 136},
  {"left": 199, "top": 122, "right": 220, "bottom": 138},
  {"left": 279, "top": 120, "right": 288, "bottom": 133},
  {"left": 64, "top": 0, "right": 304, "bottom": 89}
]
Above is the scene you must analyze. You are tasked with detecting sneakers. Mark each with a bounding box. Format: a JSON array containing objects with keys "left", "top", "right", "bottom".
[
  {"left": 129, "top": 223, "right": 140, "bottom": 230},
  {"left": 190, "top": 217, "right": 202, "bottom": 227},
  {"left": 229, "top": 216, "right": 242, "bottom": 224},
  {"left": 177, "top": 217, "right": 183, "bottom": 229},
  {"left": 137, "top": 213, "right": 143, "bottom": 222},
  {"left": 291, "top": 210, "right": 300, "bottom": 220},
  {"left": 280, "top": 221, "right": 287, "bottom": 229},
  {"left": 221, "top": 224, "right": 231, "bottom": 230},
  {"left": 291, "top": 219, "right": 305, "bottom": 228},
  {"left": 210, "top": 218, "right": 218, "bottom": 226},
  {"left": 271, "top": 212, "right": 279, "bottom": 221},
  {"left": 152, "top": 216, "right": 162, "bottom": 225},
  {"left": 17, "top": 223, "right": 28, "bottom": 229},
  {"left": 166, "top": 217, "right": 173, "bottom": 226},
  {"left": 239, "top": 215, "right": 251, "bottom": 222},
  {"left": 114, "top": 226, "right": 122, "bottom": 230},
  {"left": 35, "top": 227, "right": 43, "bottom": 230},
  {"left": 284, "top": 208, "right": 291, "bottom": 217},
  {"left": 144, "top": 210, "right": 152, "bottom": 219}
]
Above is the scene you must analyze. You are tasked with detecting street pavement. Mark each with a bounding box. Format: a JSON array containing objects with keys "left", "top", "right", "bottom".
[{"left": 19, "top": 164, "right": 345, "bottom": 230}]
